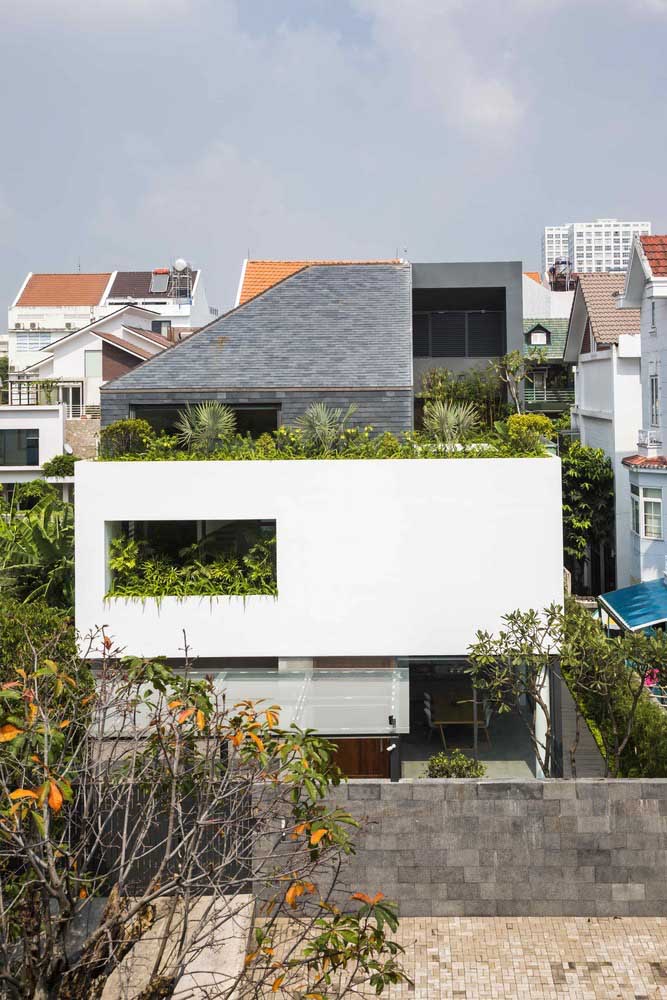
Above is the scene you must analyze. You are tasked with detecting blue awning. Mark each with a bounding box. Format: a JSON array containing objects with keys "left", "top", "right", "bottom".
[{"left": 599, "top": 578, "right": 667, "bottom": 631}]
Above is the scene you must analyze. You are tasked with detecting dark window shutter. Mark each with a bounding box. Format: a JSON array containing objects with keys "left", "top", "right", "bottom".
[
  {"left": 413, "top": 313, "right": 430, "bottom": 357},
  {"left": 467, "top": 312, "right": 504, "bottom": 357},
  {"left": 431, "top": 312, "right": 465, "bottom": 357}
]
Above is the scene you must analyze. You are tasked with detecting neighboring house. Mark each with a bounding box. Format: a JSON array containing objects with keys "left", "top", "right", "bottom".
[
  {"left": 522, "top": 273, "right": 575, "bottom": 414},
  {"left": 612, "top": 235, "right": 667, "bottom": 586},
  {"left": 1, "top": 306, "right": 170, "bottom": 479},
  {"left": 565, "top": 272, "right": 641, "bottom": 590},
  {"left": 8, "top": 263, "right": 215, "bottom": 373},
  {"left": 0, "top": 404, "right": 65, "bottom": 487},
  {"left": 542, "top": 219, "right": 651, "bottom": 275}
]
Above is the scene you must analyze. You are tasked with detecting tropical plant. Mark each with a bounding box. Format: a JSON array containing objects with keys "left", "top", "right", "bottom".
[
  {"left": 421, "top": 366, "right": 505, "bottom": 427},
  {"left": 561, "top": 441, "right": 614, "bottom": 594},
  {"left": 296, "top": 402, "right": 358, "bottom": 452},
  {"left": 422, "top": 399, "right": 480, "bottom": 450},
  {"left": 490, "top": 349, "right": 548, "bottom": 414},
  {"left": 99, "top": 418, "right": 155, "bottom": 459},
  {"left": 493, "top": 412, "right": 554, "bottom": 456},
  {"left": 0, "top": 598, "right": 75, "bottom": 684},
  {"left": 41, "top": 453, "right": 80, "bottom": 478},
  {"left": 12, "top": 478, "right": 58, "bottom": 510},
  {"left": 424, "top": 749, "right": 486, "bottom": 778},
  {"left": 107, "top": 535, "right": 277, "bottom": 598},
  {"left": 175, "top": 401, "right": 237, "bottom": 454},
  {"left": 0, "top": 631, "right": 410, "bottom": 998},
  {"left": 0, "top": 495, "right": 74, "bottom": 607}
]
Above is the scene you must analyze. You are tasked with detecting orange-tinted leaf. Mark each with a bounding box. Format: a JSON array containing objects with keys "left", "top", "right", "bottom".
[
  {"left": 78, "top": 888, "right": 87, "bottom": 899},
  {"left": 371, "top": 892, "right": 385, "bottom": 904},
  {"left": 176, "top": 707, "right": 195, "bottom": 725},
  {"left": 230, "top": 731, "right": 245, "bottom": 747},
  {"left": 249, "top": 732, "right": 265, "bottom": 752},
  {"left": 271, "top": 975, "right": 285, "bottom": 992},
  {"left": 244, "top": 951, "right": 258, "bottom": 966},
  {"left": 310, "top": 828, "right": 328, "bottom": 846},
  {"left": 265, "top": 709, "right": 279, "bottom": 728},
  {"left": 168, "top": 699, "right": 183, "bottom": 710},
  {"left": 59, "top": 720, "right": 70, "bottom": 729},
  {"left": 48, "top": 781, "right": 63, "bottom": 812},
  {"left": 37, "top": 782, "right": 50, "bottom": 807},
  {"left": 0, "top": 724, "right": 23, "bottom": 743},
  {"left": 2, "top": 681, "right": 21, "bottom": 689},
  {"left": 9, "top": 789, "right": 38, "bottom": 801},
  {"left": 195, "top": 709, "right": 205, "bottom": 732},
  {"left": 27, "top": 704, "right": 38, "bottom": 726},
  {"left": 285, "top": 883, "right": 304, "bottom": 908},
  {"left": 351, "top": 892, "right": 373, "bottom": 905}
]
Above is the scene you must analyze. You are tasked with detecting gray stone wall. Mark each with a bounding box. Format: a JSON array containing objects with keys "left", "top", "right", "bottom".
[
  {"left": 100, "top": 389, "right": 414, "bottom": 434},
  {"left": 326, "top": 779, "right": 667, "bottom": 917},
  {"left": 65, "top": 417, "right": 100, "bottom": 460}
]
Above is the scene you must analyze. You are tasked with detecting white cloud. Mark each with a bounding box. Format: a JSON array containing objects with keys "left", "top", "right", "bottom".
[{"left": 3, "top": 0, "right": 206, "bottom": 27}]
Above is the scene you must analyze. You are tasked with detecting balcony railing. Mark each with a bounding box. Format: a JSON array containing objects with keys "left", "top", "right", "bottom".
[
  {"left": 524, "top": 387, "right": 575, "bottom": 406},
  {"left": 638, "top": 428, "right": 662, "bottom": 449}
]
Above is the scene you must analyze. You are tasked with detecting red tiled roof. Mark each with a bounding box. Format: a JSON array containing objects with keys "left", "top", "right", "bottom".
[
  {"left": 238, "top": 259, "right": 401, "bottom": 305},
  {"left": 623, "top": 455, "right": 667, "bottom": 469},
  {"left": 640, "top": 236, "right": 667, "bottom": 277},
  {"left": 17, "top": 273, "right": 111, "bottom": 307},
  {"left": 524, "top": 271, "right": 542, "bottom": 285},
  {"left": 577, "top": 272, "right": 640, "bottom": 345},
  {"left": 97, "top": 331, "right": 153, "bottom": 360},
  {"left": 122, "top": 325, "right": 173, "bottom": 347}
]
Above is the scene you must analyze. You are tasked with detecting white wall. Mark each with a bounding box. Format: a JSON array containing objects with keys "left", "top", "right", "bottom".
[
  {"left": 0, "top": 404, "right": 65, "bottom": 482},
  {"left": 522, "top": 276, "right": 574, "bottom": 320},
  {"left": 75, "top": 458, "right": 564, "bottom": 660}
]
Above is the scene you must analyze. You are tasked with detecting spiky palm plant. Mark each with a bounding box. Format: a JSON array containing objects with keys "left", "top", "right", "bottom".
[
  {"left": 175, "top": 402, "right": 237, "bottom": 454},
  {"left": 423, "top": 399, "right": 480, "bottom": 451},
  {"left": 296, "top": 402, "right": 357, "bottom": 453}
]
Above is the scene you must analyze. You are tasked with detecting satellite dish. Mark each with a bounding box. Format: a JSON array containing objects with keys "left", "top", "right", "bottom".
[
  {"left": 64, "top": 443, "right": 73, "bottom": 455},
  {"left": 173, "top": 258, "right": 188, "bottom": 272}
]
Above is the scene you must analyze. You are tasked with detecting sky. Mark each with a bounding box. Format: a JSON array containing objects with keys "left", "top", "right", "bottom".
[{"left": 1, "top": 0, "right": 666, "bottom": 313}]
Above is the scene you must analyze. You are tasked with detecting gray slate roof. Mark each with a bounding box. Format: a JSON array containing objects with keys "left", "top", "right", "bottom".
[{"left": 101, "top": 264, "right": 412, "bottom": 392}]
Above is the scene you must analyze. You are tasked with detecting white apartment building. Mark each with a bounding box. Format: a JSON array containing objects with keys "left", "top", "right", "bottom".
[
  {"left": 542, "top": 219, "right": 651, "bottom": 276},
  {"left": 7, "top": 262, "right": 215, "bottom": 372}
]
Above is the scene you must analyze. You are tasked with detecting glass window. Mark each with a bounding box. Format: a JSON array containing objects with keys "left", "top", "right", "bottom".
[
  {"left": 84, "top": 350, "right": 103, "bottom": 378},
  {"left": 0, "top": 429, "right": 39, "bottom": 466},
  {"left": 651, "top": 374, "right": 660, "bottom": 426},
  {"left": 643, "top": 487, "right": 663, "bottom": 540},
  {"left": 16, "top": 332, "right": 51, "bottom": 352},
  {"left": 631, "top": 484, "right": 640, "bottom": 534}
]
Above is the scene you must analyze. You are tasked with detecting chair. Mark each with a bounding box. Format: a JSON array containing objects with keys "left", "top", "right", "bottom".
[{"left": 424, "top": 703, "right": 445, "bottom": 748}]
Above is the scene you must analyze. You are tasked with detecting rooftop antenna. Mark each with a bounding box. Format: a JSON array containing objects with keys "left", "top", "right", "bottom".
[{"left": 77, "top": 256, "right": 81, "bottom": 273}]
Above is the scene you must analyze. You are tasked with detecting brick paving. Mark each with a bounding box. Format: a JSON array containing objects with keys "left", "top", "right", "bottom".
[{"left": 380, "top": 917, "right": 667, "bottom": 999}]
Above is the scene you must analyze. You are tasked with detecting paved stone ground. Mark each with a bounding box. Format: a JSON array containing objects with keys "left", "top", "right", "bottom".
[{"left": 380, "top": 917, "right": 667, "bottom": 999}]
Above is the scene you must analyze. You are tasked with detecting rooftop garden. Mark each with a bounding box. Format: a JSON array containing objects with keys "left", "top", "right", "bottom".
[{"left": 98, "top": 400, "right": 557, "bottom": 463}]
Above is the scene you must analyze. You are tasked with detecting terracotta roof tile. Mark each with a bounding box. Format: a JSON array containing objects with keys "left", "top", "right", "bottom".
[
  {"left": 524, "top": 271, "right": 542, "bottom": 285},
  {"left": 623, "top": 454, "right": 667, "bottom": 469},
  {"left": 577, "top": 272, "right": 640, "bottom": 344},
  {"left": 640, "top": 236, "right": 667, "bottom": 278},
  {"left": 17, "top": 273, "right": 111, "bottom": 307},
  {"left": 238, "top": 259, "right": 401, "bottom": 305},
  {"left": 97, "top": 331, "right": 153, "bottom": 360},
  {"left": 122, "top": 325, "right": 173, "bottom": 347}
]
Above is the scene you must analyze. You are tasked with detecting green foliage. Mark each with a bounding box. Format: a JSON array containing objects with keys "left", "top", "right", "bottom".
[
  {"left": 0, "top": 496, "right": 74, "bottom": 607},
  {"left": 491, "top": 348, "right": 548, "bottom": 413},
  {"left": 296, "top": 401, "right": 358, "bottom": 452},
  {"left": 422, "top": 399, "right": 480, "bottom": 450},
  {"left": 107, "top": 534, "right": 277, "bottom": 598},
  {"left": 12, "top": 478, "right": 58, "bottom": 510},
  {"left": 0, "top": 598, "right": 75, "bottom": 684},
  {"left": 41, "top": 453, "right": 80, "bottom": 478},
  {"left": 421, "top": 366, "right": 505, "bottom": 427},
  {"left": 424, "top": 749, "right": 486, "bottom": 778},
  {"left": 561, "top": 441, "right": 614, "bottom": 564},
  {"left": 495, "top": 412, "right": 554, "bottom": 456},
  {"left": 99, "top": 418, "right": 155, "bottom": 459},
  {"left": 175, "top": 401, "right": 237, "bottom": 454}
]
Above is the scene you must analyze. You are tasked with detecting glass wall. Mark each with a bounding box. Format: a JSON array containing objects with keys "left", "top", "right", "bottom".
[{"left": 0, "top": 429, "right": 39, "bottom": 466}]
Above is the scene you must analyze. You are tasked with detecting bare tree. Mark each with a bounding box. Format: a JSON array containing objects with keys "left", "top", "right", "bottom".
[{"left": 0, "top": 630, "right": 409, "bottom": 999}]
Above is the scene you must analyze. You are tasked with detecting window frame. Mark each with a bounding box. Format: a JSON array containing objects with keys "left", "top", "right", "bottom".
[
  {"left": 413, "top": 309, "right": 506, "bottom": 359},
  {"left": 650, "top": 374, "right": 660, "bottom": 427},
  {"left": 632, "top": 483, "right": 663, "bottom": 540}
]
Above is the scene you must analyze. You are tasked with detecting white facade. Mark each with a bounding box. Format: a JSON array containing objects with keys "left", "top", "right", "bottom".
[
  {"left": 542, "top": 220, "right": 651, "bottom": 275},
  {"left": 522, "top": 274, "right": 574, "bottom": 320},
  {"left": 75, "top": 457, "right": 564, "bottom": 660},
  {"left": 618, "top": 240, "right": 667, "bottom": 582},
  {"left": 0, "top": 404, "right": 65, "bottom": 484}
]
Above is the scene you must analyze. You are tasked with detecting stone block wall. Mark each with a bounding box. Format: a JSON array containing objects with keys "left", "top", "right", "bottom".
[
  {"left": 65, "top": 417, "right": 100, "bottom": 459},
  {"left": 325, "top": 779, "right": 667, "bottom": 917}
]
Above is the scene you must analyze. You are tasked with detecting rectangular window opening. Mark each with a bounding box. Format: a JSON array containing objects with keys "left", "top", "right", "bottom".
[
  {"left": 0, "top": 429, "right": 39, "bottom": 466},
  {"left": 106, "top": 519, "right": 277, "bottom": 598}
]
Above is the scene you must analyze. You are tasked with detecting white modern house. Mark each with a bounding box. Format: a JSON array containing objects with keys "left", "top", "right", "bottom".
[
  {"left": 0, "top": 404, "right": 65, "bottom": 486},
  {"left": 565, "top": 272, "right": 641, "bottom": 589},
  {"left": 542, "top": 219, "right": 651, "bottom": 275},
  {"left": 75, "top": 455, "right": 564, "bottom": 777},
  {"left": 8, "top": 262, "right": 215, "bottom": 373}
]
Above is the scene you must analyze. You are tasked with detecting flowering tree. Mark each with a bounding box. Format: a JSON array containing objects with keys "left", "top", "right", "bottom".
[{"left": 0, "top": 630, "right": 409, "bottom": 999}]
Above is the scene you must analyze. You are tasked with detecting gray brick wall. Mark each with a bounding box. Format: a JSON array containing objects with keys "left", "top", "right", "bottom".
[
  {"left": 323, "top": 779, "right": 667, "bottom": 917},
  {"left": 100, "top": 388, "right": 414, "bottom": 434}
]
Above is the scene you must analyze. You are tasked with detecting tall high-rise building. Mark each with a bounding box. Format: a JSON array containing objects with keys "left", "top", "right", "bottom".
[{"left": 542, "top": 219, "right": 651, "bottom": 275}]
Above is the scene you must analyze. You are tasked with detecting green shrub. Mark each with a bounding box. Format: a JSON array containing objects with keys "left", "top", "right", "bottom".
[
  {"left": 99, "top": 418, "right": 155, "bottom": 459},
  {"left": 497, "top": 412, "right": 554, "bottom": 456},
  {"left": 0, "top": 597, "right": 75, "bottom": 683},
  {"left": 42, "top": 453, "right": 80, "bottom": 478},
  {"left": 13, "top": 479, "right": 58, "bottom": 509},
  {"left": 424, "top": 749, "right": 486, "bottom": 778},
  {"left": 107, "top": 535, "right": 277, "bottom": 599}
]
